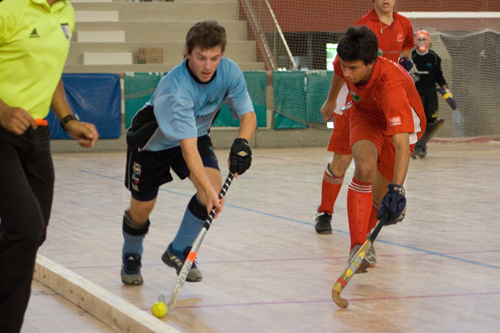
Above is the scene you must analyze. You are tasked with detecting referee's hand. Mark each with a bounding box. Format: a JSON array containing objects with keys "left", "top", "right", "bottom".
[
  {"left": 0, "top": 106, "right": 36, "bottom": 135},
  {"left": 66, "top": 121, "right": 99, "bottom": 148}
]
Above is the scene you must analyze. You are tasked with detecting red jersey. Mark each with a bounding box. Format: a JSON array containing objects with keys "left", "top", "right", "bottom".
[
  {"left": 334, "top": 56, "right": 426, "bottom": 140},
  {"left": 355, "top": 9, "right": 414, "bottom": 62}
]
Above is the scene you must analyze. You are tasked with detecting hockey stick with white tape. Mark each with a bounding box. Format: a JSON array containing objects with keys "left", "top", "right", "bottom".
[{"left": 161, "top": 173, "right": 235, "bottom": 314}]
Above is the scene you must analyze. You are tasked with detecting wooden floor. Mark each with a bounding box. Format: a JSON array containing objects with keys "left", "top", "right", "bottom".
[{"left": 24, "top": 141, "right": 500, "bottom": 332}]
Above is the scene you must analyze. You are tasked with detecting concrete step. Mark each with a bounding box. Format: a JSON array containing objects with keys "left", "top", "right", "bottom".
[
  {"left": 73, "top": 2, "right": 240, "bottom": 22},
  {"left": 64, "top": 61, "right": 266, "bottom": 73},
  {"left": 83, "top": 52, "right": 133, "bottom": 65},
  {"left": 77, "top": 30, "right": 126, "bottom": 42},
  {"left": 75, "top": 10, "right": 118, "bottom": 22},
  {"left": 74, "top": 21, "right": 247, "bottom": 42},
  {"left": 67, "top": 0, "right": 263, "bottom": 73},
  {"left": 66, "top": 41, "right": 258, "bottom": 65}
]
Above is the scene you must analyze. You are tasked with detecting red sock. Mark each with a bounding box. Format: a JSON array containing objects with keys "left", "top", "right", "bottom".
[
  {"left": 367, "top": 204, "right": 379, "bottom": 233},
  {"left": 347, "top": 178, "right": 372, "bottom": 250},
  {"left": 317, "top": 168, "right": 343, "bottom": 215}
]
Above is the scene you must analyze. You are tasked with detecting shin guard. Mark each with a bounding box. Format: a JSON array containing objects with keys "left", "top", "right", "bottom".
[
  {"left": 347, "top": 178, "right": 373, "bottom": 249},
  {"left": 122, "top": 210, "right": 150, "bottom": 256},
  {"left": 366, "top": 204, "right": 379, "bottom": 233}
]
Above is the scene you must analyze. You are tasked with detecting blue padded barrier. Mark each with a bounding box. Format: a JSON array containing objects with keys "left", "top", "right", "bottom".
[{"left": 47, "top": 73, "right": 121, "bottom": 139}]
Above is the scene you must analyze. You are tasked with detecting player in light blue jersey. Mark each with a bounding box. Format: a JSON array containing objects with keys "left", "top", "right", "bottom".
[{"left": 120, "top": 20, "right": 257, "bottom": 285}]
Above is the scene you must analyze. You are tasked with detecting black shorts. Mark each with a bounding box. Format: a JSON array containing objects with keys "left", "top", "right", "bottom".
[{"left": 125, "top": 135, "right": 219, "bottom": 201}]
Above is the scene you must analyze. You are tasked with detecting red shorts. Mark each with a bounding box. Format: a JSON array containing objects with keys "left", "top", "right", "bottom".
[
  {"left": 350, "top": 113, "right": 415, "bottom": 181},
  {"left": 327, "top": 84, "right": 352, "bottom": 154},
  {"left": 327, "top": 110, "right": 352, "bottom": 154}
]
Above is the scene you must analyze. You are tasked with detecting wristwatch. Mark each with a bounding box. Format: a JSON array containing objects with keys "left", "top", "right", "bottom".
[{"left": 60, "top": 114, "right": 79, "bottom": 131}]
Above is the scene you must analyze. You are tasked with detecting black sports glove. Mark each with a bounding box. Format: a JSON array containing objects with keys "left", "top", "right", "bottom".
[
  {"left": 229, "top": 138, "right": 252, "bottom": 175},
  {"left": 376, "top": 184, "right": 406, "bottom": 225}
]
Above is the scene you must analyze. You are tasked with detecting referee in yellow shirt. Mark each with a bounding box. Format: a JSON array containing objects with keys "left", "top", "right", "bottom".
[{"left": 0, "top": 0, "right": 98, "bottom": 330}]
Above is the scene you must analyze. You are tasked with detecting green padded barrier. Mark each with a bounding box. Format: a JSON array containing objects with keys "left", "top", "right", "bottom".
[
  {"left": 305, "top": 71, "right": 334, "bottom": 124},
  {"left": 246, "top": 71, "right": 267, "bottom": 128},
  {"left": 272, "top": 71, "right": 307, "bottom": 129},
  {"left": 272, "top": 71, "right": 306, "bottom": 123},
  {"left": 211, "top": 104, "right": 240, "bottom": 127},
  {"left": 124, "top": 72, "right": 164, "bottom": 128},
  {"left": 125, "top": 71, "right": 267, "bottom": 129},
  {"left": 272, "top": 71, "right": 334, "bottom": 128},
  {"left": 273, "top": 112, "right": 307, "bottom": 129},
  {"left": 212, "top": 71, "right": 267, "bottom": 127}
]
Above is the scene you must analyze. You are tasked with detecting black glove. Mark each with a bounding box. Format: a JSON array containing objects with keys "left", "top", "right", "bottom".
[
  {"left": 229, "top": 138, "right": 252, "bottom": 175},
  {"left": 376, "top": 184, "right": 406, "bottom": 225}
]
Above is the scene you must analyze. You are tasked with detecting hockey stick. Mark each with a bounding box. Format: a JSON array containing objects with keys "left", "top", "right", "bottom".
[
  {"left": 160, "top": 172, "right": 235, "bottom": 314},
  {"left": 331, "top": 212, "right": 389, "bottom": 308}
]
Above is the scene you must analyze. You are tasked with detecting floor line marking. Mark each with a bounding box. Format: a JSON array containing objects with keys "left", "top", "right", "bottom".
[{"left": 81, "top": 170, "right": 500, "bottom": 270}]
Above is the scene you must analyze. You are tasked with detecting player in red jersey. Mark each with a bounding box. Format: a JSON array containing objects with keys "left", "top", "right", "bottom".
[
  {"left": 333, "top": 25, "right": 425, "bottom": 271},
  {"left": 355, "top": 2, "right": 415, "bottom": 64},
  {"left": 315, "top": 1, "right": 418, "bottom": 266}
]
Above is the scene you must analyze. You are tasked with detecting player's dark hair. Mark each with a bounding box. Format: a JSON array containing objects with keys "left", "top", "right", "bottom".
[
  {"left": 185, "top": 20, "right": 227, "bottom": 55},
  {"left": 337, "top": 26, "right": 378, "bottom": 65}
]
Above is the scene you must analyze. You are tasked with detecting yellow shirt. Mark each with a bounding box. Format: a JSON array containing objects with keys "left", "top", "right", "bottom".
[{"left": 0, "top": 0, "right": 74, "bottom": 119}]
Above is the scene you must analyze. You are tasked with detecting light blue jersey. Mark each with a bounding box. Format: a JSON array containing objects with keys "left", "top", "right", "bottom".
[{"left": 140, "top": 57, "right": 254, "bottom": 151}]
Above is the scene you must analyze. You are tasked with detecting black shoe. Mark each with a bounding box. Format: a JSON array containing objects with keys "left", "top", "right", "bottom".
[
  {"left": 412, "top": 147, "right": 426, "bottom": 159},
  {"left": 162, "top": 243, "right": 202, "bottom": 282},
  {"left": 314, "top": 212, "right": 332, "bottom": 234},
  {"left": 121, "top": 254, "right": 143, "bottom": 285}
]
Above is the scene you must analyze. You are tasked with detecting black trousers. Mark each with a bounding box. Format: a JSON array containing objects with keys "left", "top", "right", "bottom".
[
  {"left": 418, "top": 88, "right": 439, "bottom": 122},
  {"left": 0, "top": 126, "right": 54, "bottom": 332},
  {"left": 415, "top": 88, "right": 441, "bottom": 150}
]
